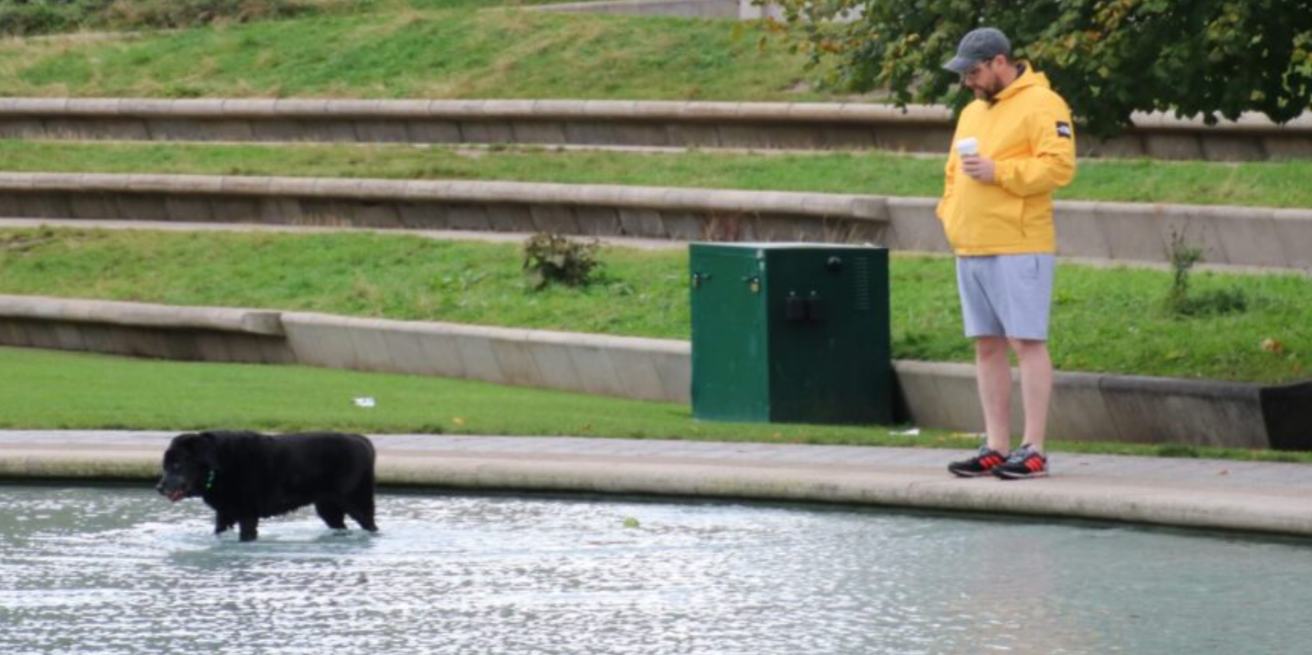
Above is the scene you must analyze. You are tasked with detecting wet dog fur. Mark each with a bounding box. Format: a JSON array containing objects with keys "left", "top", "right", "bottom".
[{"left": 156, "top": 430, "right": 378, "bottom": 542}]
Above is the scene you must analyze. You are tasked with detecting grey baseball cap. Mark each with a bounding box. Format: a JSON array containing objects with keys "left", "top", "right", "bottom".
[{"left": 943, "top": 27, "right": 1012, "bottom": 75}]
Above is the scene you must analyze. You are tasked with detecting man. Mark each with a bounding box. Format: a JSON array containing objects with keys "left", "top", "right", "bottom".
[{"left": 938, "top": 27, "right": 1076, "bottom": 480}]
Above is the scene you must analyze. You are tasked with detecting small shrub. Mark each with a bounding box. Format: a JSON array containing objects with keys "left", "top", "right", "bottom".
[
  {"left": 1166, "top": 231, "right": 1204, "bottom": 315},
  {"left": 1165, "top": 232, "right": 1248, "bottom": 318},
  {"left": 521, "top": 233, "right": 601, "bottom": 291}
]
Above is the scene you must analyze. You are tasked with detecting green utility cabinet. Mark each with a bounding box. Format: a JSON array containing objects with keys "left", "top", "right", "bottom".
[{"left": 689, "top": 243, "right": 892, "bottom": 425}]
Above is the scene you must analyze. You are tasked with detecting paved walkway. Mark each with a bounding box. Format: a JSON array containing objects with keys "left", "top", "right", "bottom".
[{"left": 1, "top": 431, "right": 1309, "bottom": 538}]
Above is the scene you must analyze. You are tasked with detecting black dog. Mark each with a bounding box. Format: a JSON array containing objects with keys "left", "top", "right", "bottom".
[{"left": 156, "top": 430, "right": 379, "bottom": 542}]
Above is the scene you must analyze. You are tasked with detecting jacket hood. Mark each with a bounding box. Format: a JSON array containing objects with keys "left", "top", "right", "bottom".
[{"left": 994, "top": 63, "right": 1049, "bottom": 103}]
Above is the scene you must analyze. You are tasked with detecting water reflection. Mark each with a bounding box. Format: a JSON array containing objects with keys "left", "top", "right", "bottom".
[{"left": 0, "top": 486, "right": 1309, "bottom": 655}]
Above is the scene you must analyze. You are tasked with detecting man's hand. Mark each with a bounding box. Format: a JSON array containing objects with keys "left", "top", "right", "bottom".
[{"left": 961, "top": 155, "right": 997, "bottom": 184}]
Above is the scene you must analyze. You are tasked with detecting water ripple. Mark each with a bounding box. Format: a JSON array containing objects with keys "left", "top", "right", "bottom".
[{"left": 0, "top": 486, "right": 1310, "bottom": 655}]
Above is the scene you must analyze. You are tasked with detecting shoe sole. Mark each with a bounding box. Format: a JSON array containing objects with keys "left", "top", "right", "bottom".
[
  {"left": 948, "top": 468, "right": 996, "bottom": 478},
  {"left": 993, "top": 469, "right": 1049, "bottom": 480}
]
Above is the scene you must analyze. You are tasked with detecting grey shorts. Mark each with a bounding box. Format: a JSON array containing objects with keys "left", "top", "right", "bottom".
[{"left": 956, "top": 254, "right": 1055, "bottom": 341}]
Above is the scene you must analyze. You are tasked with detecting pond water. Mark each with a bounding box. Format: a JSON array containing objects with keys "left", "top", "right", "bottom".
[{"left": 0, "top": 484, "right": 1309, "bottom": 654}]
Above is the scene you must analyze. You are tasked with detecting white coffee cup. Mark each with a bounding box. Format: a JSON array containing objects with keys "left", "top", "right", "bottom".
[{"left": 956, "top": 137, "right": 980, "bottom": 157}]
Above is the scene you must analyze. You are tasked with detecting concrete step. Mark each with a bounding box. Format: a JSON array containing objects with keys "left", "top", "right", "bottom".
[
  {"left": 2, "top": 97, "right": 1309, "bottom": 160},
  {"left": 0, "top": 172, "right": 1308, "bottom": 271}
]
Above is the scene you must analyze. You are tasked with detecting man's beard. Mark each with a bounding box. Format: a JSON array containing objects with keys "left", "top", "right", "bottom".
[{"left": 975, "top": 79, "right": 1004, "bottom": 102}]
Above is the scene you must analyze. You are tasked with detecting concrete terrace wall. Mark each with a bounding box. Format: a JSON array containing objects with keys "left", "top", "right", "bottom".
[
  {"left": 0, "top": 295, "right": 690, "bottom": 403},
  {"left": 0, "top": 172, "right": 889, "bottom": 244},
  {"left": 279, "top": 312, "right": 691, "bottom": 404},
  {"left": 1, "top": 172, "right": 1309, "bottom": 271},
  {"left": 886, "top": 197, "right": 1312, "bottom": 272},
  {"left": 892, "top": 361, "right": 1307, "bottom": 451},
  {"left": 1, "top": 295, "right": 1307, "bottom": 450},
  {"left": 0, "top": 296, "right": 293, "bottom": 364},
  {"left": 3, "top": 98, "right": 1311, "bottom": 161}
]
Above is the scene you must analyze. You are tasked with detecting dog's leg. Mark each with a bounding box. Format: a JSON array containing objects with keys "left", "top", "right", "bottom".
[
  {"left": 214, "top": 511, "right": 235, "bottom": 535},
  {"left": 237, "top": 517, "right": 259, "bottom": 542},
  {"left": 315, "top": 502, "right": 348, "bottom": 530},
  {"left": 345, "top": 473, "right": 380, "bottom": 533},
  {"left": 346, "top": 497, "right": 379, "bottom": 533}
]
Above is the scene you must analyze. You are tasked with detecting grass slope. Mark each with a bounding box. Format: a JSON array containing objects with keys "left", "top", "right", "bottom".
[
  {"left": 0, "top": 7, "right": 820, "bottom": 101},
  {"left": 0, "top": 227, "right": 1307, "bottom": 384}
]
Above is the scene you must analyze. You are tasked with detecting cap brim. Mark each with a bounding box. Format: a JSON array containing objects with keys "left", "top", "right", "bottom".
[{"left": 942, "top": 55, "right": 974, "bottom": 75}]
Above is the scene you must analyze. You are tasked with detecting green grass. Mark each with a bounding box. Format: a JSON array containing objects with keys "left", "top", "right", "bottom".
[
  {"left": 0, "top": 227, "right": 690, "bottom": 337},
  {"left": 1, "top": 140, "right": 1310, "bottom": 209},
  {"left": 1, "top": 227, "right": 1309, "bottom": 384},
  {"left": 0, "top": 343, "right": 913, "bottom": 442},
  {"left": 0, "top": 7, "right": 821, "bottom": 101},
  {"left": 0, "top": 0, "right": 627, "bottom": 40},
  {"left": 3, "top": 345, "right": 1309, "bottom": 463},
  {"left": 0, "top": 0, "right": 319, "bottom": 38}
]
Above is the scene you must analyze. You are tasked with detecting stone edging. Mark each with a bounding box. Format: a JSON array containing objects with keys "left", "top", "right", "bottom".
[
  {"left": 0, "top": 294, "right": 283, "bottom": 335},
  {"left": 5, "top": 97, "right": 1308, "bottom": 131},
  {"left": 4, "top": 437, "right": 1310, "bottom": 538},
  {"left": 0, "top": 172, "right": 886, "bottom": 220},
  {"left": 0, "top": 171, "right": 889, "bottom": 244},
  {"left": 1, "top": 172, "right": 1309, "bottom": 271},
  {"left": 1, "top": 294, "right": 1306, "bottom": 450},
  {"left": 2, "top": 98, "right": 1309, "bottom": 160}
]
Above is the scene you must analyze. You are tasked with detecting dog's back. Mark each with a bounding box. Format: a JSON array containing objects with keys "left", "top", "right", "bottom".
[{"left": 259, "top": 431, "right": 376, "bottom": 514}]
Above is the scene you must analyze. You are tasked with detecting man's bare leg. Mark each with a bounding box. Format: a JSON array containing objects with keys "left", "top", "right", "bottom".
[
  {"left": 975, "top": 336, "right": 1013, "bottom": 454},
  {"left": 1010, "top": 338, "right": 1052, "bottom": 453}
]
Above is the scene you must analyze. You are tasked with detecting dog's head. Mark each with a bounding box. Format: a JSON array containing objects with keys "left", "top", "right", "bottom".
[{"left": 155, "top": 432, "right": 217, "bottom": 502}]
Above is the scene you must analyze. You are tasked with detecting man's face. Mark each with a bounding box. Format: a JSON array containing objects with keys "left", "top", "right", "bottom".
[{"left": 961, "top": 55, "right": 1008, "bottom": 101}]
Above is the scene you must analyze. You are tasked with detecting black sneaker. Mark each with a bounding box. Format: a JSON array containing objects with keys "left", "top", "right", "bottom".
[
  {"left": 947, "top": 446, "right": 1007, "bottom": 478},
  {"left": 992, "top": 444, "right": 1048, "bottom": 480}
]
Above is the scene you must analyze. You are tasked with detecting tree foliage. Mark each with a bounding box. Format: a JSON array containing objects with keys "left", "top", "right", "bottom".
[{"left": 772, "top": 0, "right": 1312, "bottom": 137}]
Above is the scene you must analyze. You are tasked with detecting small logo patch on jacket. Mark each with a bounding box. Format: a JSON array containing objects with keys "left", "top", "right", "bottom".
[{"left": 1056, "top": 121, "right": 1073, "bottom": 138}]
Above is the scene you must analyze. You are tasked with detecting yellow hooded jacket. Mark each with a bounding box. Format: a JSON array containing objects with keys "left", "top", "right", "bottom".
[{"left": 936, "top": 65, "right": 1077, "bottom": 256}]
